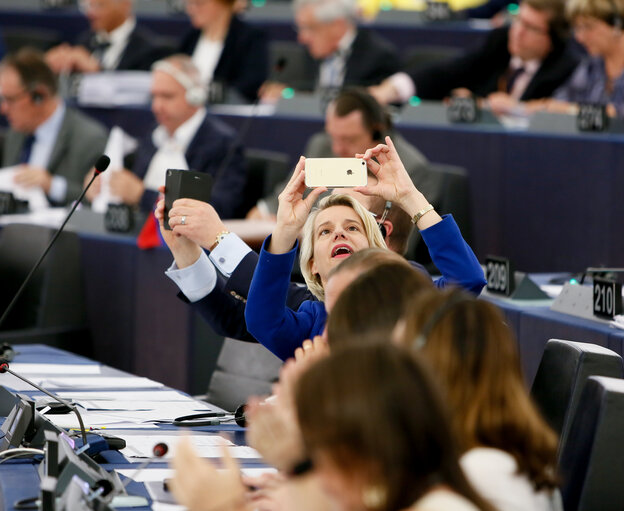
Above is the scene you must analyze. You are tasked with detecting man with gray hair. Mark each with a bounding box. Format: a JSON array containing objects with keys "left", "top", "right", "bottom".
[
  {"left": 262, "top": 0, "right": 400, "bottom": 99},
  {"left": 46, "top": 0, "right": 169, "bottom": 73},
  {"left": 86, "top": 55, "right": 247, "bottom": 218}
]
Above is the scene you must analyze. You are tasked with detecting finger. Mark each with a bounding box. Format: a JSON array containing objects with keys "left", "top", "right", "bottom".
[
  {"left": 168, "top": 206, "right": 196, "bottom": 218},
  {"left": 302, "top": 339, "right": 313, "bottom": 351},
  {"left": 173, "top": 198, "right": 207, "bottom": 209},
  {"left": 302, "top": 185, "right": 327, "bottom": 209},
  {"left": 365, "top": 158, "right": 381, "bottom": 175},
  {"left": 220, "top": 444, "right": 241, "bottom": 474},
  {"left": 158, "top": 185, "right": 166, "bottom": 194},
  {"left": 352, "top": 185, "right": 377, "bottom": 197},
  {"left": 285, "top": 156, "right": 306, "bottom": 187},
  {"left": 294, "top": 347, "right": 304, "bottom": 362},
  {"left": 385, "top": 136, "right": 399, "bottom": 156}
]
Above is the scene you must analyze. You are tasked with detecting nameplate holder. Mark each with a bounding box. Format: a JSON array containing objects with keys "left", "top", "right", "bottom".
[
  {"left": 104, "top": 204, "right": 134, "bottom": 233},
  {"left": 447, "top": 95, "right": 480, "bottom": 123},
  {"left": 593, "top": 278, "right": 623, "bottom": 319},
  {"left": 0, "top": 191, "right": 16, "bottom": 215},
  {"left": 485, "top": 256, "right": 514, "bottom": 296},
  {"left": 577, "top": 103, "right": 608, "bottom": 132},
  {"left": 425, "top": 1, "right": 453, "bottom": 21},
  {"left": 551, "top": 282, "right": 600, "bottom": 321},
  {"left": 510, "top": 272, "right": 550, "bottom": 300}
]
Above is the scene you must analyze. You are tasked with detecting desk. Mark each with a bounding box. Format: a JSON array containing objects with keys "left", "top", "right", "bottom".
[{"left": 0, "top": 344, "right": 262, "bottom": 511}]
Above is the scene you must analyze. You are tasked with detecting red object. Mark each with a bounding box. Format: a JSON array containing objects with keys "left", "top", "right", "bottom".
[{"left": 137, "top": 212, "right": 163, "bottom": 250}]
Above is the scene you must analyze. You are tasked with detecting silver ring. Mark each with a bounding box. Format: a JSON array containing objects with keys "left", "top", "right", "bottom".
[{"left": 181, "top": 216, "right": 186, "bottom": 226}]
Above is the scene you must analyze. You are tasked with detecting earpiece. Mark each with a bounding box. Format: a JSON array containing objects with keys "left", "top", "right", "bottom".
[
  {"left": 377, "top": 200, "right": 391, "bottom": 239},
  {"left": 152, "top": 60, "right": 207, "bottom": 106},
  {"left": 30, "top": 89, "right": 45, "bottom": 104}
]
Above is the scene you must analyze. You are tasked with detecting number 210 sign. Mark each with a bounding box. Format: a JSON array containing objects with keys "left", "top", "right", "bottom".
[{"left": 593, "top": 278, "right": 623, "bottom": 319}]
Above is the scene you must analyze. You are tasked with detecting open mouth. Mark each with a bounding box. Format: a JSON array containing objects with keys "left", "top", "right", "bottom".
[{"left": 331, "top": 244, "right": 353, "bottom": 259}]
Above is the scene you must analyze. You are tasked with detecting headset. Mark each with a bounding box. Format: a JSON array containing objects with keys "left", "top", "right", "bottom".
[
  {"left": 411, "top": 292, "right": 474, "bottom": 351},
  {"left": 152, "top": 60, "right": 208, "bottom": 107},
  {"left": 377, "top": 200, "right": 391, "bottom": 239}
]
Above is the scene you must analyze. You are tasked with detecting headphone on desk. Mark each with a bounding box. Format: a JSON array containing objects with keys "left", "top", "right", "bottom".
[{"left": 152, "top": 60, "right": 208, "bottom": 106}]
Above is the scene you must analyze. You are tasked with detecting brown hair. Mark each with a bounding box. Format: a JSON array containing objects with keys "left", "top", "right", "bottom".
[
  {"left": 326, "top": 258, "right": 432, "bottom": 348},
  {"left": 399, "top": 288, "right": 559, "bottom": 491},
  {"left": 331, "top": 87, "right": 390, "bottom": 141},
  {"left": 565, "top": 0, "right": 624, "bottom": 24},
  {"left": 295, "top": 343, "right": 495, "bottom": 511},
  {"left": 367, "top": 195, "right": 414, "bottom": 255},
  {"left": 524, "top": 0, "right": 570, "bottom": 42},
  {"left": 1, "top": 47, "right": 58, "bottom": 96}
]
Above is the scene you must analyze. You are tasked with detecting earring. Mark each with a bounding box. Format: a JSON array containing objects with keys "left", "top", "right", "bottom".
[{"left": 361, "top": 485, "right": 387, "bottom": 510}]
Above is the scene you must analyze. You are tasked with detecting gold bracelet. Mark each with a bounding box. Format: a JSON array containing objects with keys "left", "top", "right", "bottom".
[
  {"left": 209, "top": 230, "right": 230, "bottom": 251},
  {"left": 411, "top": 204, "right": 434, "bottom": 225}
]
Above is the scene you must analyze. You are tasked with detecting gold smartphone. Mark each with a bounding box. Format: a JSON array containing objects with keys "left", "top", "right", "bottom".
[{"left": 304, "top": 158, "right": 367, "bottom": 188}]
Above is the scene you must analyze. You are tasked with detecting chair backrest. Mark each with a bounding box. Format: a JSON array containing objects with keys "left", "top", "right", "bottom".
[
  {"left": 405, "top": 163, "right": 472, "bottom": 268},
  {"left": 205, "top": 338, "right": 282, "bottom": 412},
  {"left": 2, "top": 27, "right": 62, "bottom": 52},
  {"left": 530, "top": 339, "right": 624, "bottom": 454},
  {"left": 268, "top": 40, "right": 316, "bottom": 91},
  {"left": 0, "top": 224, "right": 86, "bottom": 331},
  {"left": 559, "top": 376, "right": 624, "bottom": 511},
  {"left": 238, "top": 148, "right": 290, "bottom": 217}
]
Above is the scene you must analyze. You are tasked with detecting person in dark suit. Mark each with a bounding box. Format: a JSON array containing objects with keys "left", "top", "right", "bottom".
[
  {"left": 45, "top": 0, "right": 169, "bottom": 73},
  {"left": 0, "top": 48, "right": 107, "bottom": 206},
  {"left": 370, "top": 0, "right": 579, "bottom": 113},
  {"left": 261, "top": 0, "right": 401, "bottom": 100},
  {"left": 179, "top": 0, "right": 269, "bottom": 102},
  {"left": 86, "top": 55, "right": 246, "bottom": 218}
]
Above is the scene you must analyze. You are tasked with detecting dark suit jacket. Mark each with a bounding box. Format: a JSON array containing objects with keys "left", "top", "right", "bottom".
[
  {"left": 77, "top": 24, "right": 171, "bottom": 71},
  {"left": 179, "top": 16, "right": 269, "bottom": 101},
  {"left": 288, "top": 28, "right": 401, "bottom": 91},
  {"left": 2, "top": 107, "right": 108, "bottom": 206},
  {"left": 411, "top": 27, "right": 580, "bottom": 100},
  {"left": 131, "top": 112, "right": 247, "bottom": 219}
]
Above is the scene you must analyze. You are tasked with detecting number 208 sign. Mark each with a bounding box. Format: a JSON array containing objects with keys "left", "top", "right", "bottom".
[{"left": 593, "top": 278, "right": 623, "bottom": 319}]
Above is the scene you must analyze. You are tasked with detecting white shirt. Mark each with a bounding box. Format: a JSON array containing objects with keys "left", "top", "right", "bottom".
[
  {"left": 165, "top": 232, "right": 252, "bottom": 302},
  {"left": 29, "top": 101, "right": 67, "bottom": 202},
  {"left": 318, "top": 28, "right": 356, "bottom": 89},
  {"left": 508, "top": 56, "right": 542, "bottom": 100},
  {"left": 143, "top": 108, "right": 206, "bottom": 191},
  {"left": 192, "top": 36, "right": 224, "bottom": 85},
  {"left": 460, "top": 447, "right": 562, "bottom": 511},
  {"left": 95, "top": 17, "right": 136, "bottom": 70}
]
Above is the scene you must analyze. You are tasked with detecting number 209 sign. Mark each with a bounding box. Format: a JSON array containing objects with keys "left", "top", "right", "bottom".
[
  {"left": 593, "top": 278, "right": 622, "bottom": 319},
  {"left": 485, "top": 257, "right": 514, "bottom": 296}
]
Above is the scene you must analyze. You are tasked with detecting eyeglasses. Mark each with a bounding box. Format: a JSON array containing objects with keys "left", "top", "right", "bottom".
[
  {"left": 0, "top": 90, "right": 29, "bottom": 106},
  {"left": 512, "top": 14, "right": 550, "bottom": 36}
]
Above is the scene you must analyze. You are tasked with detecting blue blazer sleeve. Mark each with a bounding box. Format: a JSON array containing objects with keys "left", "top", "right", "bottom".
[
  {"left": 422, "top": 214, "right": 486, "bottom": 295},
  {"left": 245, "top": 236, "right": 326, "bottom": 360}
]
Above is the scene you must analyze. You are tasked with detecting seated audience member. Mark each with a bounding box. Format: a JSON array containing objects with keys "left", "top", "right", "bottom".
[
  {"left": 532, "top": 0, "right": 624, "bottom": 116},
  {"left": 250, "top": 88, "right": 434, "bottom": 220},
  {"left": 370, "top": 0, "right": 579, "bottom": 110},
  {"left": 45, "top": 0, "right": 169, "bottom": 74},
  {"left": 396, "top": 288, "right": 561, "bottom": 511},
  {"left": 243, "top": 138, "right": 485, "bottom": 359},
  {"left": 0, "top": 48, "right": 107, "bottom": 206},
  {"left": 171, "top": 344, "right": 495, "bottom": 511},
  {"left": 87, "top": 55, "right": 246, "bottom": 217},
  {"left": 179, "top": 0, "right": 269, "bottom": 101},
  {"left": 261, "top": 0, "right": 401, "bottom": 100}
]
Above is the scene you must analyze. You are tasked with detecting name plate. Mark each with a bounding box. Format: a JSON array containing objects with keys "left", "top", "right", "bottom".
[
  {"left": 0, "top": 192, "right": 16, "bottom": 215},
  {"left": 593, "top": 278, "right": 622, "bottom": 319},
  {"left": 577, "top": 103, "right": 608, "bottom": 132},
  {"left": 485, "top": 256, "right": 514, "bottom": 296},
  {"left": 447, "top": 96, "right": 479, "bottom": 123},
  {"left": 105, "top": 204, "right": 134, "bottom": 233},
  {"left": 425, "top": 1, "right": 453, "bottom": 21}
]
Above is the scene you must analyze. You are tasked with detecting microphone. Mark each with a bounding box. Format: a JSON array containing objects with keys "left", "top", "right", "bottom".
[
  {"left": 0, "top": 154, "right": 111, "bottom": 330},
  {"left": 121, "top": 442, "right": 169, "bottom": 491},
  {"left": 0, "top": 358, "right": 88, "bottom": 447}
]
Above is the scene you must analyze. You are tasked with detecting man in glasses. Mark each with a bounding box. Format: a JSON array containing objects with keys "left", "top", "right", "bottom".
[
  {"left": 0, "top": 48, "right": 107, "bottom": 206},
  {"left": 45, "top": 0, "right": 169, "bottom": 74},
  {"left": 370, "top": 0, "right": 580, "bottom": 110}
]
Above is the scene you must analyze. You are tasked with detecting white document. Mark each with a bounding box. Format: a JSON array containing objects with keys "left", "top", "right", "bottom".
[
  {"left": 78, "top": 71, "right": 152, "bottom": 106},
  {"left": 9, "top": 363, "right": 101, "bottom": 375},
  {"left": 116, "top": 466, "right": 276, "bottom": 483},
  {"left": 34, "top": 376, "right": 164, "bottom": 390},
  {"left": 92, "top": 126, "right": 138, "bottom": 212},
  {"left": 0, "top": 166, "right": 49, "bottom": 211},
  {"left": 57, "top": 390, "right": 198, "bottom": 402},
  {"left": 44, "top": 411, "right": 159, "bottom": 429}
]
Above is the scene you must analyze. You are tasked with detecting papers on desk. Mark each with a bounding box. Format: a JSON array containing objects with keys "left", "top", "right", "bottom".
[
  {"left": 57, "top": 390, "right": 196, "bottom": 402},
  {"left": 118, "top": 433, "right": 260, "bottom": 459},
  {"left": 34, "top": 376, "right": 164, "bottom": 390},
  {"left": 116, "top": 467, "right": 277, "bottom": 483},
  {"left": 77, "top": 71, "right": 152, "bottom": 106},
  {"left": 0, "top": 166, "right": 49, "bottom": 211},
  {"left": 10, "top": 363, "right": 102, "bottom": 375}
]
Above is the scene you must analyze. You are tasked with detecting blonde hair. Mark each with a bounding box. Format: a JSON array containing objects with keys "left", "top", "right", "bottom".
[
  {"left": 300, "top": 194, "right": 386, "bottom": 301},
  {"left": 566, "top": 0, "right": 624, "bottom": 23}
]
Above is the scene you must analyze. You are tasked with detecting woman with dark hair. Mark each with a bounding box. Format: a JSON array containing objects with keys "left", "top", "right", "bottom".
[
  {"left": 396, "top": 288, "right": 561, "bottom": 511},
  {"left": 179, "top": 0, "right": 269, "bottom": 101}
]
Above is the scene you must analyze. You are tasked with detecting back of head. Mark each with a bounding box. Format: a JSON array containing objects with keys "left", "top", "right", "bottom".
[
  {"left": 293, "top": 0, "right": 358, "bottom": 23},
  {"left": 327, "top": 258, "right": 432, "bottom": 348},
  {"left": 366, "top": 195, "right": 414, "bottom": 255},
  {"left": 525, "top": 0, "right": 570, "bottom": 43},
  {"left": 398, "top": 288, "right": 559, "bottom": 491},
  {"left": 331, "top": 87, "right": 390, "bottom": 142},
  {"left": 295, "top": 343, "right": 492, "bottom": 511},
  {"left": 1, "top": 47, "right": 58, "bottom": 97}
]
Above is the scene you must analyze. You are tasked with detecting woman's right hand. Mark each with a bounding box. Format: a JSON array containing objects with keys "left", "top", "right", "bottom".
[{"left": 269, "top": 157, "right": 327, "bottom": 254}]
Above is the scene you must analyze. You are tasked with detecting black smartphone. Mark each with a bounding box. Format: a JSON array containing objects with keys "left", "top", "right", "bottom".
[{"left": 164, "top": 169, "right": 213, "bottom": 230}]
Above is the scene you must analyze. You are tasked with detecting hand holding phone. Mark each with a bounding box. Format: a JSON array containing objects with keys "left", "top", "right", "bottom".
[
  {"left": 304, "top": 158, "right": 367, "bottom": 188},
  {"left": 164, "top": 169, "right": 213, "bottom": 230}
]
